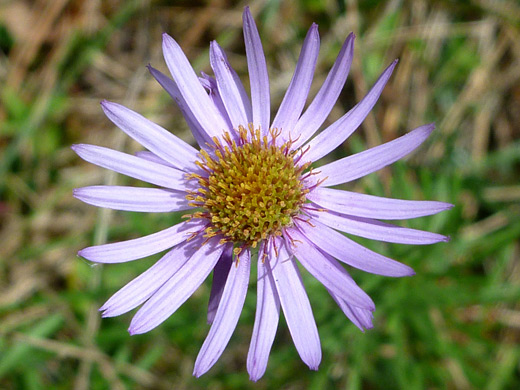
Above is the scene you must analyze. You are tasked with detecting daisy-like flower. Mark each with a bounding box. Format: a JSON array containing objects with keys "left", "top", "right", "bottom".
[{"left": 74, "top": 6, "right": 452, "bottom": 381}]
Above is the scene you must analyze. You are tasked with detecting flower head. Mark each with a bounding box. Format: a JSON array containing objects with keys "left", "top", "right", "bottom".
[{"left": 74, "top": 6, "right": 452, "bottom": 381}]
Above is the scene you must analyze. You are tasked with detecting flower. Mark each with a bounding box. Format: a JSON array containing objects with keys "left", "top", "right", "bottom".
[{"left": 73, "top": 6, "right": 452, "bottom": 381}]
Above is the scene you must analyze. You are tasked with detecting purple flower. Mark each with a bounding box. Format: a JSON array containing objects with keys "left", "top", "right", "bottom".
[{"left": 73, "top": 6, "right": 452, "bottom": 381}]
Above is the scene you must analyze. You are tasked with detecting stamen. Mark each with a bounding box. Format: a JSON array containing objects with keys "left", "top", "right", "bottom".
[{"left": 185, "top": 124, "right": 313, "bottom": 250}]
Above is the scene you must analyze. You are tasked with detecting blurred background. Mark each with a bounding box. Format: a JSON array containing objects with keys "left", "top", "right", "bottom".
[{"left": 1, "top": 0, "right": 519, "bottom": 389}]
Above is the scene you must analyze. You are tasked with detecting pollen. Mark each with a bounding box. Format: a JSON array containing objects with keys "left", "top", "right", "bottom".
[{"left": 186, "top": 124, "right": 309, "bottom": 252}]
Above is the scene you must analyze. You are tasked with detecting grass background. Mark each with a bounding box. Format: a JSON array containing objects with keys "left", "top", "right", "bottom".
[{"left": 1, "top": 0, "right": 519, "bottom": 389}]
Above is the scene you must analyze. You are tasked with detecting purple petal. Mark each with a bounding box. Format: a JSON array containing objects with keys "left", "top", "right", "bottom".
[
  {"left": 100, "top": 237, "right": 203, "bottom": 317},
  {"left": 193, "top": 249, "right": 251, "bottom": 377},
  {"left": 78, "top": 219, "right": 206, "bottom": 263},
  {"left": 307, "top": 187, "right": 454, "bottom": 220},
  {"left": 303, "top": 60, "right": 398, "bottom": 162},
  {"left": 307, "top": 208, "right": 449, "bottom": 245},
  {"left": 129, "top": 237, "right": 225, "bottom": 334},
  {"left": 247, "top": 241, "right": 280, "bottom": 382},
  {"left": 270, "top": 238, "right": 321, "bottom": 370},
  {"left": 243, "top": 6, "right": 270, "bottom": 135},
  {"left": 199, "top": 73, "right": 234, "bottom": 133},
  {"left": 72, "top": 144, "right": 187, "bottom": 191},
  {"left": 162, "top": 34, "right": 231, "bottom": 139},
  {"left": 207, "top": 245, "right": 233, "bottom": 324},
  {"left": 210, "top": 41, "right": 252, "bottom": 129},
  {"left": 316, "top": 123, "right": 435, "bottom": 186},
  {"left": 286, "top": 228, "right": 375, "bottom": 309},
  {"left": 101, "top": 100, "right": 199, "bottom": 171},
  {"left": 148, "top": 65, "right": 213, "bottom": 147},
  {"left": 328, "top": 291, "right": 374, "bottom": 332},
  {"left": 292, "top": 33, "right": 355, "bottom": 148},
  {"left": 296, "top": 218, "right": 415, "bottom": 277},
  {"left": 73, "top": 186, "right": 191, "bottom": 212},
  {"left": 272, "top": 24, "right": 320, "bottom": 139},
  {"left": 135, "top": 150, "right": 174, "bottom": 167}
]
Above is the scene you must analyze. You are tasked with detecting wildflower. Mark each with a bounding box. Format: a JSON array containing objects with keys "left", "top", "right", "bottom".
[{"left": 73, "top": 6, "right": 452, "bottom": 381}]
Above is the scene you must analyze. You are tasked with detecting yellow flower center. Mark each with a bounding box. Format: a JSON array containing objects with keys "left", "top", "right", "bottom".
[{"left": 186, "top": 125, "right": 309, "bottom": 254}]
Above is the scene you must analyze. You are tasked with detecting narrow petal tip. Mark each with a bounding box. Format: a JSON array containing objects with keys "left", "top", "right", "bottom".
[
  {"left": 161, "top": 33, "right": 176, "bottom": 50},
  {"left": 424, "top": 122, "right": 435, "bottom": 133},
  {"left": 384, "top": 59, "right": 399, "bottom": 74},
  {"left": 128, "top": 325, "right": 141, "bottom": 336},
  {"left": 309, "top": 23, "right": 320, "bottom": 38},
  {"left": 247, "top": 359, "right": 266, "bottom": 381},
  {"left": 345, "top": 32, "right": 355, "bottom": 52},
  {"left": 406, "top": 268, "right": 416, "bottom": 277},
  {"left": 243, "top": 5, "right": 253, "bottom": 22},
  {"left": 361, "top": 324, "right": 374, "bottom": 332},
  {"left": 193, "top": 361, "right": 213, "bottom": 378},
  {"left": 408, "top": 122, "right": 435, "bottom": 141},
  {"left": 162, "top": 33, "right": 179, "bottom": 50},
  {"left": 100, "top": 100, "right": 118, "bottom": 115},
  {"left": 99, "top": 302, "right": 119, "bottom": 317},
  {"left": 438, "top": 202, "right": 455, "bottom": 213},
  {"left": 70, "top": 144, "right": 91, "bottom": 158}
]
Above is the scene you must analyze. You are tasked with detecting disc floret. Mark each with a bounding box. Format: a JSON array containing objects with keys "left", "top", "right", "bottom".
[{"left": 186, "top": 125, "right": 309, "bottom": 253}]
